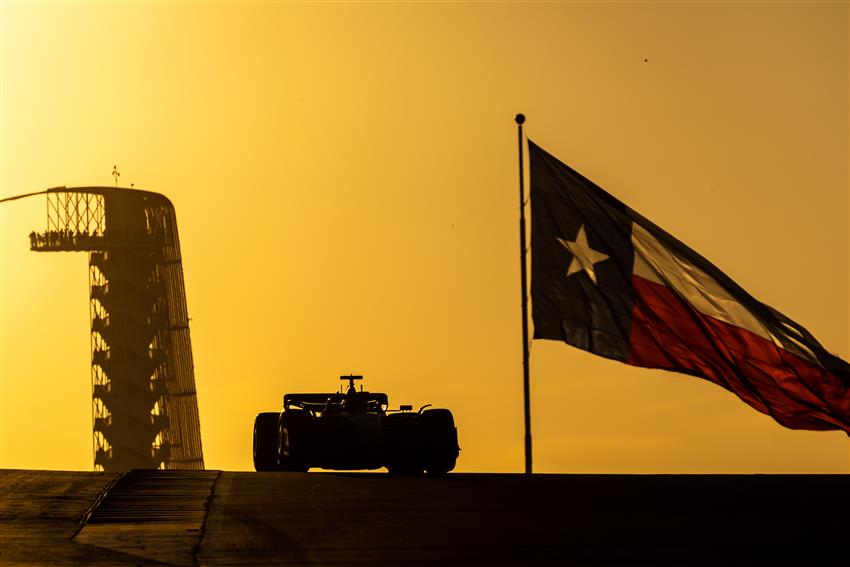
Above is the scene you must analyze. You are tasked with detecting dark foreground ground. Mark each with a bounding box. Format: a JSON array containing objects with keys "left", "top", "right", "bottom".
[{"left": 1, "top": 469, "right": 847, "bottom": 566}]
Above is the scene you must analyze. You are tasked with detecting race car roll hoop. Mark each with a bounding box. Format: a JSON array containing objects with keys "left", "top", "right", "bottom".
[{"left": 253, "top": 376, "right": 459, "bottom": 475}]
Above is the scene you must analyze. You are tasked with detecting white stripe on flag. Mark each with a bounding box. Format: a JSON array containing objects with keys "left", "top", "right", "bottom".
[
  {"left": 632, "top": 224, "right": 771, "bottom": 340},
  {"left": 630, "top": 223, "right": 820, "bottom": 365}
]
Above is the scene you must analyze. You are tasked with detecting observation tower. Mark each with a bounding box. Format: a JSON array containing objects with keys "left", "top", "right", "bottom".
[{"left": 26, "top": 186, "right": 204, "bottom": 471}]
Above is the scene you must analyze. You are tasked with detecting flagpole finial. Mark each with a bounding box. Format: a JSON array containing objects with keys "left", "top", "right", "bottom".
[{"left": 515, "top": 113, "right": 526, "bottom": 125}]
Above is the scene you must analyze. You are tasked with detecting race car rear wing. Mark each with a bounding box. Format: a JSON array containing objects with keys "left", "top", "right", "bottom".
[{"left": 283, "top": 392, "right": 389, "bottom": 411}]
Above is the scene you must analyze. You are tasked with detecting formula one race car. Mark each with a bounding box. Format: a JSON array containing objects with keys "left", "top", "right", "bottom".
[{"left": 253, "top": 376, "right": 459, "bottom": 475}]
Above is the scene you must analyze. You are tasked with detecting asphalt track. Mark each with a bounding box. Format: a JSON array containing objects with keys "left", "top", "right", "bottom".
[{"left": 1, "top": 469, "right": 848, "bottom": 566}]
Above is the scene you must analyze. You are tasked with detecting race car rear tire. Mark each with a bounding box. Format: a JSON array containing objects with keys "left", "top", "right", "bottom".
[
  {"left": 278, "top": 409, "right": 312, "bottom": 472},
  {"left": 253, "top": 412, "right": 280, "bottom": 471},
  {"left": 421, "top": 409, "right": 459, "bottom": 475}
]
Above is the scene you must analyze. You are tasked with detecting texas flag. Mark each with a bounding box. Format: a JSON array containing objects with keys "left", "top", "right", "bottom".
[{"left": 529, "top": 140, "right": 850, "bottom": 434}]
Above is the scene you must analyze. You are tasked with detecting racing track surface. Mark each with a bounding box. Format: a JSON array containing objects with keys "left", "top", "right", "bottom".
[{"left": 1, "top": 469, "right": 848, "bottom": 566}]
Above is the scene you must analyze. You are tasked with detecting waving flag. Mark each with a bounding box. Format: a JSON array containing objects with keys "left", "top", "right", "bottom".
[{"left": 529, "top": 140, "right": 850, "bottom": 434}]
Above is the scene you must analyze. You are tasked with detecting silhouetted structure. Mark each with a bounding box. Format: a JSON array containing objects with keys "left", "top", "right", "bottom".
[{"left": 29, "top": 187, "right": 204, "bottom": 471}]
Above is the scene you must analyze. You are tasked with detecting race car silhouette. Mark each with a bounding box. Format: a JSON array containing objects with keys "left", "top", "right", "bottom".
[{"left": 253, "top": 375, "right": 459, "bottom": 475}]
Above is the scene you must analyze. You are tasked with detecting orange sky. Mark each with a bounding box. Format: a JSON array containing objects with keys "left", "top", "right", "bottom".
[{"left": 1, "top": 2, "right": 847, "bottom": 473}]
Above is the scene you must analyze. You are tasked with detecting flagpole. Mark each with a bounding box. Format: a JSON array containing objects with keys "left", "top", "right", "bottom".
[{"left": 515, "top": 113, "right": 532, "bottom": 475}]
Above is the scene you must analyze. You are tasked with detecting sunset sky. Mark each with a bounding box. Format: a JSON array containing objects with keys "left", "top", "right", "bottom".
[{"left": 1, "top": 2, "right": 847, "bottom": 473}]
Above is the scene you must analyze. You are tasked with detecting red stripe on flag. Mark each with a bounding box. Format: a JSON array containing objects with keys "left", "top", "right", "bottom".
[{"left": 627, "top": 276, "right": 850, "bottom": 433}]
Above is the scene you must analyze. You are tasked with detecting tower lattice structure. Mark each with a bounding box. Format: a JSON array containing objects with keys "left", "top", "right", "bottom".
[{"left": 29, "top": 187, "right": 204, "bottom": 471}]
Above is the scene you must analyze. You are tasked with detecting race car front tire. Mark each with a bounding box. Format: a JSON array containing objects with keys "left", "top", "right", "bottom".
[
  {"left": 383, "top": 412, "right": 424, "bottom": 476},
  {"left": 278, "top": 409, "right": 312, "bottom": 472}
]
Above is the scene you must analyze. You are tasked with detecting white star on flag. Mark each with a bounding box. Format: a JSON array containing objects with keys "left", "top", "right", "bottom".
[{"left": 557, "top": 225, "right": 609, "bottom": 284}]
